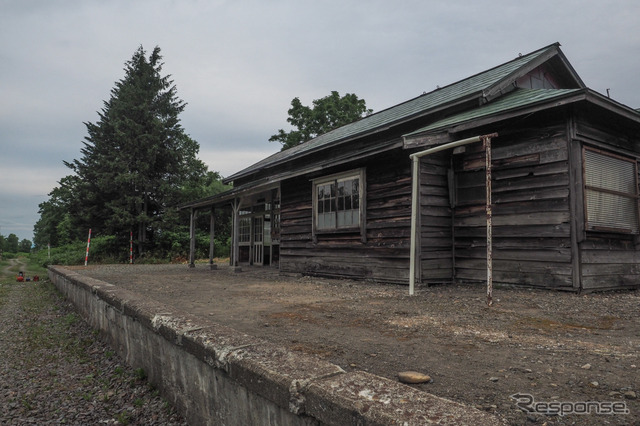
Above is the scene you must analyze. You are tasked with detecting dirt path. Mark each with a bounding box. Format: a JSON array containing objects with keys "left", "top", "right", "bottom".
[
  {"left": 1, "top": 257, "right": 23, "bottom": 277},
  {"left": 73, "top": 264, "right": 639, "bottom": 425}
]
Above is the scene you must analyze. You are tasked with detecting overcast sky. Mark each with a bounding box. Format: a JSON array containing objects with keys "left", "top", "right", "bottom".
[{"left": 1, "top": 0, "right": 639, "bottom": 242}]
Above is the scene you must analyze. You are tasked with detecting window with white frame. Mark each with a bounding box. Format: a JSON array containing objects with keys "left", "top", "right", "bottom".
[
  {"left": 238, "top": 216, "right": 251, "bottom": 243},
  {"left": 584, "top": 147, "right": 639, "bottom": 234},
  {"left": 313, "top": 169, "right": 364, "bottom": 232}
]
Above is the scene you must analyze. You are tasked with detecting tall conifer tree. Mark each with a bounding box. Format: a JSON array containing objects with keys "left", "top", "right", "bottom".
[{"left": 66, "top": 46, "right": 207, "bottom": 254}]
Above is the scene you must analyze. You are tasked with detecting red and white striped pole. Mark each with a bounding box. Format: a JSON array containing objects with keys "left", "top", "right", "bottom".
[
  {"left": 84, "top": 228, "right": 92, "bottom": 266},
  {"left": 129, "top": 231, "right": 133, "bottom": 264}
]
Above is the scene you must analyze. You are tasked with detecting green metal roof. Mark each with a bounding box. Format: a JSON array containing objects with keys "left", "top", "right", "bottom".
[
  {"left": 404, "top": 88, "right": 582, "bottom": 136},
  {"left": 224, "top": 43, "right": 568, "bottom": 183}
]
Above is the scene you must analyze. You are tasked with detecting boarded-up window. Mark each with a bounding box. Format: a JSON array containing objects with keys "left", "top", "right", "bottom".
[
  {"left": 313, "top": 169, "right": 364, "bottom": 232},
  {"left": 584, "top": 148, "right": 639, "bottom": 234}
]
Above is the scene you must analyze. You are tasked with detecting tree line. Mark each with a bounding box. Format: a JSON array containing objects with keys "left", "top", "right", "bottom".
[
  {"left": 32, "top": 45, "right": 371, "bottom": 265},
  {"left": 0, "top": 233, "right": 32, "bottom": 254}
]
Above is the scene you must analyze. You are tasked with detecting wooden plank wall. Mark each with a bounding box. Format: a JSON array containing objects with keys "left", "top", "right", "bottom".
[
  {"left": 279, "top": 151, "right": 413, "bottom": 283},
  {"left": 575, "top": 114, "right": 640, "bottom": 291},
  {"left": 453, "top": 124, "right": 575, "bottom": 290},
  {"left": 419, "top": 152, "right": 453, "bottom": 283}
]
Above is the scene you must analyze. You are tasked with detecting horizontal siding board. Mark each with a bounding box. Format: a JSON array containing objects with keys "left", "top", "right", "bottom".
[
  {"left": 456, "top": 269, "right": 573, "bottom": 288},
  {"left": 580, "top": 248, "right": 640, "bottom": 264},
  {"left": 456, "top": 247, "right": 571, "bottom": 262},
  {"left": 455, "top": 211, "right": 570, "bottom": 227},
  {"left": 454, "top": 223, "right": 571, "bottom": 238},
  {"left": 456, "top": 258, "right": 572, "bottom": 275}
]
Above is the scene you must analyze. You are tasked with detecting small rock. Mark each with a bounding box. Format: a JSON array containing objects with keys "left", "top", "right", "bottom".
[
  {"left": 489, "top": 377, "right": 499, "bottom": 382},
  {"left": 589, "top": 381, "right": 599, "bottom": 387},
  {"left": 624, "top": 391, "right": 637, "bottom": 400},
  {"left": 581, "top": 363, "right": 591, "bottom": 370},
  {"left": 609, "top": 391, "right": 622, "bottom": 397},
  {"left": 398, "top": 371, "right": 431, "bottom": 384}
]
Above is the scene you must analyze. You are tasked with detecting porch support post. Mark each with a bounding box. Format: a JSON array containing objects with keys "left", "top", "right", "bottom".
[
  {"left": 209, "top": 206, "right": 217, "bottom": 270},
  {"left": 189, "top": 208, "right": 197, "bottom": 268},
  {"left": 231, "top": 199, "right": 242, "bottom": 272},
  {"left": 408, "top": 134, "right": 497, "bottom": 296}
]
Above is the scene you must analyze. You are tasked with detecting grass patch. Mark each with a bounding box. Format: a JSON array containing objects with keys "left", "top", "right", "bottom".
[
  {"left": 116, "top": 411, "right": 131, "bottom": 425},
  {"left": 10, "top": 278, "right": 94, "bottom": 367}
]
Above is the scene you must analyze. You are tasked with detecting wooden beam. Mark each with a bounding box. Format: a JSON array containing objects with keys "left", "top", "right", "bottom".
[
  {"left": 209, "top": 206, "right": 217, "bottom": 270},
  {"left": 188, "top": 208, "right": 197, "bottom": 268},
  {"left": 231, "top": 200, "right": 241, "bottom": 269}
]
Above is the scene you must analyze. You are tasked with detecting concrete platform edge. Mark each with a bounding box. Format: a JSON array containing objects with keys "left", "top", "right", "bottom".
[{"left": 48, "top": 265, "right": 504, "bottom": 425}]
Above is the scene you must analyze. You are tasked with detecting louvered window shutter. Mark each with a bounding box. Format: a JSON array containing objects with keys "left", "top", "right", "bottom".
[{"left": 584, "top": 148, "right": 639, "bottom": 234}]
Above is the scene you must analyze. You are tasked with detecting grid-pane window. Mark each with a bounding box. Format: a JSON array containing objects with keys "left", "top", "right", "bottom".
[
  {"left": 314, "top": 170, "right": 363, "bottom": 231},
  {"left": 238, "top": 217, "right": 251, "bottom": 243},
  {"left": 317, "top": 182, "right": 336, "bottom": 229},
  {"left": 336, "top": 177, "right": 360, "bottom": 227},
  {"left": 584, "top": 148, "right": 639, "bottom": 234}
]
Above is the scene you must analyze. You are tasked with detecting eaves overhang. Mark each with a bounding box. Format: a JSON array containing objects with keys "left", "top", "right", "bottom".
[
  {"left": 178, "top": 180, "right": 279, "bottom": 211},
  {"left": 403, "top": 88, "right": 640, "bottom": 145}
]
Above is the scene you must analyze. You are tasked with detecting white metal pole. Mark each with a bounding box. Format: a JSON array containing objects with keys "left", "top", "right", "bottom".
[
  {"left": 407, "top": 134, "right": 497, "bottom": 296},
  {"left": 409, "top": 156, "right": 420, "bottom": 295}
]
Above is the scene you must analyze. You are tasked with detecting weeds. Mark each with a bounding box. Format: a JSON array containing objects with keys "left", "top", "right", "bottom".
[
  {"left": 116, "top": 411, "right": 131, "bottom": 425},
  {"left": 134, "top": 368, "right": 147, "bottom": 381}
]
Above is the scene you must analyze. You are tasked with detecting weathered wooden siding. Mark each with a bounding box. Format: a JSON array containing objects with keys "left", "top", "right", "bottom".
[
  {"left": 279, "top": 152, "right": 413, "bottom": 283},
  {"left": 575, "top": 112, "right": 640, "bottom": 291},
  {"left": 419, "top": 152, "right": 453, "bottom": 283},
  {"left": 453, "top": 123, "right": 574, "bottom": 289}
]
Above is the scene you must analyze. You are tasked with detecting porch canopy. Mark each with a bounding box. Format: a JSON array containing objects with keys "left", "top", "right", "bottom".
[{"left": 179, "top": 179, "right": 280, "bottom": 269}]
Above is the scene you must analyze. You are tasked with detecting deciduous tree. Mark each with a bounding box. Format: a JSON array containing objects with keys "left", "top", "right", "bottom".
[{"left": 269, "top": 91, "right": 372, "bottom": 150}]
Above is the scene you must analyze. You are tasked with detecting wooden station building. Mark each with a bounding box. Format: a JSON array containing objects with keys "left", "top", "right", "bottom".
[{"left": 181, "top": 43, "right": 640, "bottom": 292}]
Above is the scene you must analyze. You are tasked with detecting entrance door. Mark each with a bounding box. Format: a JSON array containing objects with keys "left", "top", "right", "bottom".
[{"left": 253, "top": 216, "right": 264, "bottom": 265}]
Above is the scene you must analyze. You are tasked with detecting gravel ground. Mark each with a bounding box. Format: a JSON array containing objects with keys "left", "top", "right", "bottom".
[
  {"left": 75, "top": 263, "right": 640, "bottom": 426},
  {"left": 0, "top": 264, "right": 187, "bottom": 425}
]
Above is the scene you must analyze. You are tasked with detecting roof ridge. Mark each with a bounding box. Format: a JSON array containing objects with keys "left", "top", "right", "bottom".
[
  {"left": 351, "top": 43, "right": 562, "bottom": 121},
  {"left": 224, "top": 43, "right": 565, "bottom": 183}
]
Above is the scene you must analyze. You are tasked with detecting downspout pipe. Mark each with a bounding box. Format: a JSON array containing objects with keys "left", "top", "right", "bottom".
[{"left": 408, "top": 134, "right": 497, "bottom": 295}]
